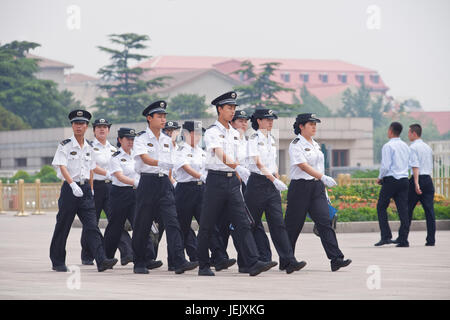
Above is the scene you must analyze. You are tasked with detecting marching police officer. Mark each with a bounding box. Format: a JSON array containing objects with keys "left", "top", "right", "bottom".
[
  {"left": 173, "top": 121, "right": 207, "bottom": 263},
  {"left": 246, "top": 109, "right": 307, "bottom": 273},
  {"left": 285, "top": 113, "right": 351, "bottom": 272},
  {"left": 132, "top": 100, "right": 198, "bottom": 274},
  {"left": 80, "top": 118, "right": 133, "bottom": 266},
  {"left": 408, "top": 124, "right": 436, "bottom": 246},
  {"left": 103, "top": 128, "right": 162, "bottom": 269},
  {"left": 375, "top": 122, "right": 410, "bottom": 247},
  {"left": 197, "top": 91, "right": 276, "bottom": 276},
  {"left": 50, "top": 110, "right": 117, "bottom": 272}
]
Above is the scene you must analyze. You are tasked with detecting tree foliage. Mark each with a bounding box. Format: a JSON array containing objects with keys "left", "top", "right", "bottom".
[{"left": 167, "top": 93, "right": 211, "bottom": 119}]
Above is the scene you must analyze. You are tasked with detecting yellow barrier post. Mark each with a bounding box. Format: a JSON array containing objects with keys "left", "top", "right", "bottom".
[
  {"left": 15, "top": 179, "right": 28, "bottom": 217},
  {"left": 0, "top": 180, "right": 5, "bottom": 214},
  {"left": 33, "top": 179, "right": 44, "bottom": 215}
]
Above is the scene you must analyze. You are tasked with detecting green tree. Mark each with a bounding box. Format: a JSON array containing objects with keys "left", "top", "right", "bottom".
[
  {"left": 232, "top": 60, "right": 296, "bottom": 116},
  {"left": 93, "top": 33, "right": 168, "bottom": 123},
  {"left": 0, "top": 40, "right": 83, "bottom": 129},
  {"left": 167, "top": 93, "right": 211, "bottom": 119},
  {"left": 0, "top": 104, "right": 30, "bottom": 131},
  {"left": 297, "top": 85, "right": 332, "bottom": 116}
]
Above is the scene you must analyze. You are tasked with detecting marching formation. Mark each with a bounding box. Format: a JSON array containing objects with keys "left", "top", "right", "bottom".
[{"left": 49, "top": 90, "right": 354, "bottom": 276}]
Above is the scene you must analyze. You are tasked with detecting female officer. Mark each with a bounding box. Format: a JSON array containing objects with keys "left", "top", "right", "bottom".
[
  {"left": 285, "top": 113, "right": 351, "bottom": 272},
  {"left": 245, "top": 109, "right": 307, "bottom": 274},
  {"left": 80, "top": 118, "right": 133, "bottom": 266},
  {"left": 103, "top": 128, "right": 162, "bottom": 270}
]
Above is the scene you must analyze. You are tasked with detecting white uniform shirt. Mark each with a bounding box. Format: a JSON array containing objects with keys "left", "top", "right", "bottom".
[
  {"left": 91, "top": 138, "right": 117, "bottom": 181},
  {"left": 109, "top": 147, "right": 139, "bottom": 187},
  {"left": 379, "top": 137, "right": 410, "bottom": 179},
  {"left": 409, "top": 138, "right": 433, "bottom": 176},
  {"left": 52, "top": 135, "right": 96, "bottom": 182},
  {"left": 289, "top": 134, "right": 324, "bottom": 180},
  {"left": 173, "top": 142, "right": 207, "bottom": 183},
  {"left": 247, "top": 130, "right": 278, "bottom": 175},
  {"left": 204, "top": 120, "right": 240, "bottom": 172},
  {"left": 133, "top": 127, "right": 174, "bottom": 175},
  {"left": 236, "top": 135, "right": 249, "bottom": 169}
]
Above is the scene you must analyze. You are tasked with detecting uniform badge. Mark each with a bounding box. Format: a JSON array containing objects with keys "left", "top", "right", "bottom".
[
  {"left": 70, "top": 151, "right": 77, "bottom": 155},
  {"left": 219, "top": 134, "right": 225, "bottom": 138},
  {"left": 164, "top": 144, "right": 169, "bottom": 148},
  {"left": 160, "top": 101, "right": 165, "bottom": 107},
  {"left": 168, "top": 121, "right": 173, "bottom": 126},
  {"left": 305, "top": 148, "right": 311, "bottom": 151},
  {"left": 94, "top": 148, "right": 99, "bottom": 151},
  {"left": 110, "top": 149, "right": 115, "bottom": 153},
  {"left": 258, "top": 142, "right": 264, "bottom": 146},
  {"left": 99, "top": 119, "right": 105, "bottom": 123},
  {"left": 231, "top": 92, "right": 236, "bottom": 98},
  {"left": 148, "top": 143, "right": 154, "bottom": 147},
  {"left": 121, "top": 158, "right": 127, "bottom": 162},
  {"left": 234, "top": 136, "right": 238, "bottom": 140},
  {"left": 187, "top": 154, "right": 193, "bottom": 157},
  {"left": 76, "top": 111, "right": 83, "bottom": 116}
]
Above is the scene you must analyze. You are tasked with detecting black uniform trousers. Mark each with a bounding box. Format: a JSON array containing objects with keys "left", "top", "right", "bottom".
[
  {"left": 197, "top": 170, "right": 260, "bottom": 270},
  {"left": 285, "top": 179, "right": 344, "bottom": 261},
  {"left": 376, "top": 176, "right": 410, "bottom": 244},
  {"left": 132, "top": 173, "right": 187, "bottom": 269},
  {"left": 175, "top": 182, "right": 204, "bottom": 262},
  {"left": 50, "top": 181, "right": 107, "bottom": 267},
  {"left": 408, "top": 175, "right": 436, "bottom": 244},
  {"left": 245, "top": 173, "right": 297, "bottom": 269},
  {"left": 104, "top": 185, "right": 155, "bottom": 260},
  {"left": 81, "top": 180, "right": 132, "bottom": 262}
]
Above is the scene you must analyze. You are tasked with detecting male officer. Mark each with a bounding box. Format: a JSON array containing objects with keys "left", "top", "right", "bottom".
[
  {"left": 197, "top": 91, "right": 276, "bottom": 276},
  {"left": 408, "top": 124, "right": 436, "bottom": 246},
  {"left": 375, "top": 122, "right": 410, "bottom": 247},
  {"left": 132, "top": 100, "right": 198, "bottom": 274},
  {"left": 49, "top": 110, "right": 117, "bottom": 272}
]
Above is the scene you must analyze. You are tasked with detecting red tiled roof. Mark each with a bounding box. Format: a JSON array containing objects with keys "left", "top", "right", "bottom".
[
  {"left": 26, "top": 54, "right": 73, "bottom": 69},
  {"left": 408, "top": 111, "right": 450, "bottom": 135},
  {"left": 65, "top": 73, "right": 98, "bottom": 83}
]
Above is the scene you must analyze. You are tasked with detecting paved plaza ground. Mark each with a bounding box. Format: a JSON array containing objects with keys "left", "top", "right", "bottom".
[{"left": 0, "top": 212, "right": 449, "bottom": 300}]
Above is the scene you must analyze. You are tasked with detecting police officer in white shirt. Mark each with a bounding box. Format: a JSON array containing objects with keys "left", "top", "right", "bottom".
[
  {"left": 246, "top": 109, "right": 307, "bottom": 274},
  {"left": 286, "top": 113, "right": 351, "bottom": 272},
  {"left": 49, "top": 110, "right": 118, "bottom": 272},
  {"left": 132, "top": 100, "right": 198, "bottom": 274},
  {"left": 197, "top": 91, "right": 276, "bottom": 276},
  {"left": 103, "top": 128, "right": 162, "bottom": 270},
  {"left": 408, "top": 124, "right": 436, "bottom": 246},
  {"left": 173, "top": 121, "right": 207, "bottom": 264},
  {"left": 375, "top": 122, "right": 411, "bottom": 247},
  {"left": 80, "top": 118, "right": 132, "bottom": 266}
]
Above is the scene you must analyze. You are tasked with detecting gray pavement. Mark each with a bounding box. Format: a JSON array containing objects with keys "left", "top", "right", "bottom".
[{"left": 1, "top": 211, "right": 449, "bottom": 300}]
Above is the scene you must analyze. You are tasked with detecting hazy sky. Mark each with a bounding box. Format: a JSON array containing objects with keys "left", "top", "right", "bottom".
[{"left": 1, "top": 0, "right": 449, "bottom": 111}]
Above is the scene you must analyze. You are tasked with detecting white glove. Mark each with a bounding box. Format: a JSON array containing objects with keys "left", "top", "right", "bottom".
[
  {"left": 321, "top": 175, "right": 337, "bottom": 187},
  {"left": 133, "top": 179, "right": 140, "bottom": 188},
  {"left": 91, "top": 189, "right": 94, "bottom": 197},
  {"left": 105, "top": 171, "right": 113, "bottom": 181},
  {"left": 235, "top": 165, "right": 250, "bottom": 184},
  {"left": 173, "top": 181, "right": 178, "bottom": 188},
  {"left": 200, "top": 174, "right": 207, "bottom": 184},
  {"left": 69, "top": 182, "right": 83, "bottom": 197},
  {"left": 158, "top": 160, "right": 174, "bottom": 170},
  {"left": 273, "top": 178, "right": 288, "bottom": 191}
]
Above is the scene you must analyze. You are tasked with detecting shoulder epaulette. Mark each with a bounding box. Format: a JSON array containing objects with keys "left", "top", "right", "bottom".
[
  {"left": 250, "top": 133, "right": 258, "bottom": 139},
  {"left": 136, "top": 131, "right": 145, "bottom": 137},
  {"left": 206, "top": 124, "right": 217, "bottom": 130},
  {"left": 292, "top": 138, "right": 300, "bottom": 144},
  {"left": 86, "top": 140, "right": 93, "bottom": 147},
  {"left": 112, "top": 151, "right": 121, "bottom": 157},
  {"left": 177, "top": 146, "right": 184, "bottom": 151},
  {"left": 60, "top": 139, "right": 71, "bottom": 146}
]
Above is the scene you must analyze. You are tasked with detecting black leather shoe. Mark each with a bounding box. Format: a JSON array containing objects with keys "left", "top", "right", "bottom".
[
  {"left": 198, "top": 267, "right": 215, "bottom": 276},
  {"left": 214, "top": 258, "right": 236, "bottom": 271},
  {"left": 81, "top": 260, "right": 94, "bottom": 266},
  {"left": 133, "top": 267, "right": 149, "bottom": 274},
  {"left": 146, "top": 260, "right": 163, "bottom": 270},
  {"left": 97, "top": 258, "right": 118, "bottom": 272},
  {"left": 52, "top": 265, "right": 68, "bottom": 272},
  {"left": 285, "top": 260, "right": 307, "bottom": 274},
  {"left": 238, "top": 267, "right": 249, "bottom": 273},
  {"left": 396, "top": 242, "right": 409, "bottom": 247},
  {"left": 331, "top": 258, "right": 352, "bottom": 272},
  {"left": 168, "top": 266, "right": 175, "bottom": 272},
  {"left": 121, "top": 256, "right": 134, "bottom": 266},
  {"left": 425, "top": 242, "right": 435, "bottom": 246},
  {"left": 374, "top": 239, "right": 395, "bottom": 246},
  {"left": 249, "top": 261, "right": 276, "bottom": 276},
  {"left": 175, "top": 261, "right": 199, "bottom": 274}
]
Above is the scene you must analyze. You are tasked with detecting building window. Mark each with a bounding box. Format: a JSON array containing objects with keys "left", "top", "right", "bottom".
[
  {"left": 319, "top": 73, "right": 328, "bottom": 83},
  {"left": 356, "top": 74, "right": 365, "bottom": 84},
  {"left": 15, "top": 158, "right": 27, "bottom": 167},
  {"left": 281, "top": 73, "right": 290, "bottom": 83},
  {"left": 332, "top": 150, "right": 349, "bottom": 167},
  {"left": 338, "top": 74, "right": 347, "bottom": 83},
  {"left": 370, "top": 74, "right": 379, "bottom": 83},
  {"left": 300, "top": 73, "right": 309, "bottom": 82},
  {"left": 41, "top": 157, "right": 53, "bottom": 166}
]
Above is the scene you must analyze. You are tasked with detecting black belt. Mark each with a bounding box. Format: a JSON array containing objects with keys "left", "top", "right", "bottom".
[
  {"left": 94, "top": 179, "right": 111, "bottom": 184},
  {"left": 178, "top": 181, "right": 204, "bottom": 186},
  {"left": 292, "top": 178, "right": 319, "bottom": 182},
  {"left": 141, "top": 172, "right": 168, "bottom": 178},
  {"left": 208, "top": 170, "right": 236, "bottom": 177},
  {"left": 73, "top": 179, "right": 89, "bottom": 186}
]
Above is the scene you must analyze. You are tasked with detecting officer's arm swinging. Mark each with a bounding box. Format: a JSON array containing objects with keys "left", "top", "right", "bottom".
[
  {"left": 139, "top": 154, "right": 160, "bottom": 167},
  {"left": 297, "top": 162, "right": 324, "bottom": 180},
  {"left": 182, "top": 164, "right": 202, "bottom": 179},
  {"left": 113, "top": 171, "right": 135, "bottom": 186},
  {"left": 213, "top": 147, "right": 239, "bottom": 169},
  {"left": 253, "top": 156, "right": 276, "bottom": 182}
]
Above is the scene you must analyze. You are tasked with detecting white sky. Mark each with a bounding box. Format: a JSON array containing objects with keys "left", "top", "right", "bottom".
[{"left": 1, "top": 0, "right": 449, "bottom": 111}]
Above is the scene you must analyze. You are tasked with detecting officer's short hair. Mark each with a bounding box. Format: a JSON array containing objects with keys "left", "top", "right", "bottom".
[
  {"left": 409, "top": 123, "right": 422, "bottom": 137},
  {"left": 389, "top": 122, "right": 403, "bottom": 136}
]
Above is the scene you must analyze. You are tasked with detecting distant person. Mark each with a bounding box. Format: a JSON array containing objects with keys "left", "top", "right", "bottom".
[
  {"left": 408, "top": 124, "right": 436, "bottom": 246},
  {"left": 375, "top": 122, "right": 410, "bottom": 247}
]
